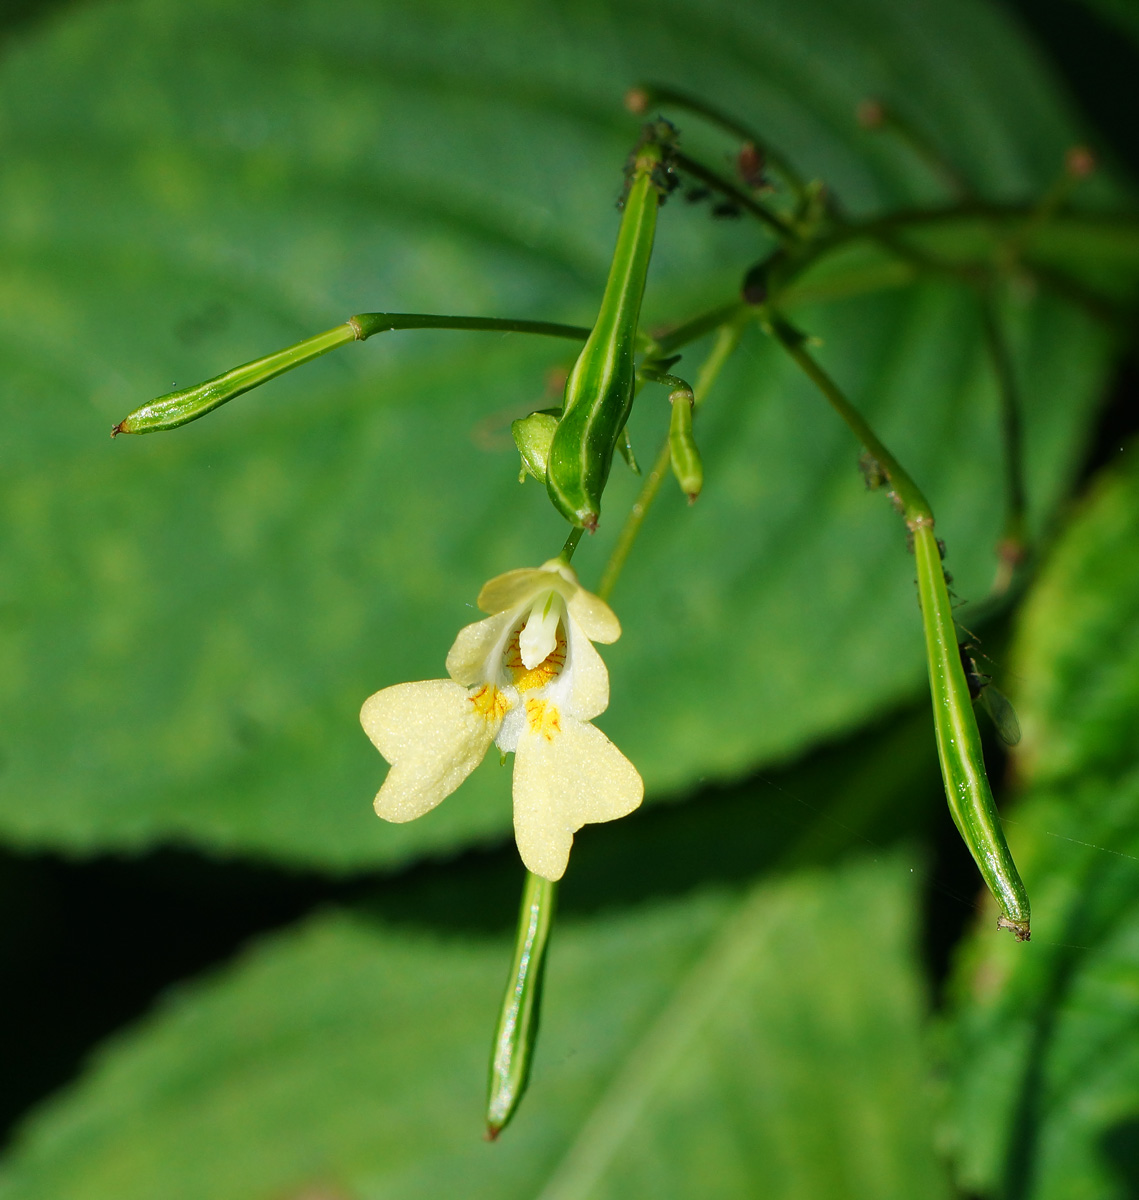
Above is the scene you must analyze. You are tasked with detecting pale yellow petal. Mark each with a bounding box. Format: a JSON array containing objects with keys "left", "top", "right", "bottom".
[
  {"left": 566, "top": 587, "right": 621, "bottom": 644},
  {"left": 565, "top": 618, "right": 609, "bottom": 720},
  {"left": 476, "top": 568, "right": 550, "bottom": 615},
  {"left": 361, "top": 680, "right": 497, "bottom": 822},
  {"left": 511, "top": 714, "right": 643, "bottom": 880},
  {"left": 446, "top": 610, "right": 513, "bottom": 685}
]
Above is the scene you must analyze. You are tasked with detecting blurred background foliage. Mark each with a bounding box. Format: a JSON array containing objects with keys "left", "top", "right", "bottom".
[{"left": 0, "top": 0, "right": 1136, "bottom": 1196}]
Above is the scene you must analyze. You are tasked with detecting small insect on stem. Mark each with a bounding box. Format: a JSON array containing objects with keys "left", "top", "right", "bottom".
[{"left": 959, "top": 641, "right": 1022, "bottom": 747}]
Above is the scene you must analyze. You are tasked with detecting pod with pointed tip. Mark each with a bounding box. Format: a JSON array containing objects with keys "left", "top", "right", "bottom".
[
  {"left": 546, "top": 134, "right": 670, "bottom": 529},
  {"left": 913, "top": 523, "right": 1030, "bottom": 939}
]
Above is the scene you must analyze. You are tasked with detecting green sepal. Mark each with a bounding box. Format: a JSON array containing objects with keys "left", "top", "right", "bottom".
[
  {"left": 617, "top": 424, "right": 641, "bottom": 474},
  {"left": 511, "top": 409, "right": 560, "bottom": 482}
]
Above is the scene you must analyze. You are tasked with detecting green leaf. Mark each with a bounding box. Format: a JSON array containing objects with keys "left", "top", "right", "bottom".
[
  {"left": 0, "top": 857, "right": 947, "bottom": 1199},
  {"left": 0, "top": 0, "right": 1124, "bottom": 868},
  {"left": 941, "top": 442, "right": 1139, "bottom": 1199},
  {"left": 1012, "top": 443, "right": 1139, "bottom": 787}
]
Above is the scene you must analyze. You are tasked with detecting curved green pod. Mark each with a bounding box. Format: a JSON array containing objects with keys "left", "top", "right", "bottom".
[
  {"left": 667, "top": 384, "right": 703, "bottom": 502},
  {"left": 546, "top": 134, "right": 670, "bottom": 529},
  {"left": 912, "top": 523, "right": 1031, "bottom": 939},
  {"left": 486, "top": 872, "right": 556, "bottom": 1138},
  {"left": 112, "top": 314, "right": 589, "bottom": 436}
]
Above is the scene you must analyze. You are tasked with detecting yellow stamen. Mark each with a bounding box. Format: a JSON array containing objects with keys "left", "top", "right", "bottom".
[
  {"left": 525, "top": 698, "right": 562, "bottom": 742},
  {"left": 469, "top": 683, "right": 510, "bottom": 723},
  {"left": 505, "top": 627, "right": 567, "bottom": 693}
]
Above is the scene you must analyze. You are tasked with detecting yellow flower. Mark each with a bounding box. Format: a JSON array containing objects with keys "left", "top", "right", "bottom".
[{"left": 360, "top": 560, "right": 643, "bottom": 880}]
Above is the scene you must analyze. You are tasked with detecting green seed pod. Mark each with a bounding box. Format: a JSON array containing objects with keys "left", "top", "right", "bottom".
[
  {"left": 667, "top": 384, "right": 703, "bottom": 503},
  {"left": 112, "top": 322, "right": 357, "bottom": 435},
  {"left": 112, "top": 313, "right": 590, "bottom": 437},
  {"left": 912, "top": 523, "right": 1031, "bottom": 939},
  {"left": 486, "top": 872, "right": 556, "bottom": 1138},
  {"left": 511, "top": 410, "right": 560, "bottom": 482},
  {"left": 546, "top": 128, "right": 673, "bottom": 529}
]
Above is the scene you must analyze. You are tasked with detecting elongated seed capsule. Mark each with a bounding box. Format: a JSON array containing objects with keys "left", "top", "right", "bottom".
[
  {"left": 111, "top": 314, "right": 590, "bottom": 436},
  {"left": 667, "top": 385, "right": 702, "bottom": 502},
  {"left": 486, "top": 872, "right": 556, "bottom": 1138},
  {"left": 912, "top": 523, "right": 1031, "bottom": 939},
  {"left": 546, "top": 131, "right": 672, "bottom": 529}
]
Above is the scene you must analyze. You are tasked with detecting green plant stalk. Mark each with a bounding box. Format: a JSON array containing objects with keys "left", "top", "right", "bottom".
[
  {"left": 979, "top": 291, "right": 1028, "bottom": 594},
  {"left": 863, "top": 101, "right": 973, "bottom": 200},
  {"left": 670, "top": 150, "right": 798, "bottom": 246},
  {"left": 111, "top": 313, "right": 592, "bottom": 435},
  {"left": 770, "top": 320, "right": 1030, "bottom": 938},
  {"left": 486, "top": 870, "right": 557, "bottom": 1138},
  {"left": 632, "top": 81, "right": 808, "bottom": 202},
  {"left": 598, "top": 322, "right": 741, "bottom": 600},
  {"left": 545, "top": 134, "right": 668, "bottom": 529}
]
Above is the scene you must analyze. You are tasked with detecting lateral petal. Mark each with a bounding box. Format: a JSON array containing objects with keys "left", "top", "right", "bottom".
[
  {"left": 565, "top": 586, "right": 621, "bottom": 644},
  {"left": 446, "top": 610, "right": 514, "bottom": 685},
  {"left": 512, "top": 714, "right": 643, "bottom": 880},
  {"left": 564, "top": 617, "right": 609, "bottom": 721},
  {"left": 361, "top": 680, "right": 499, "bottom": 822}
]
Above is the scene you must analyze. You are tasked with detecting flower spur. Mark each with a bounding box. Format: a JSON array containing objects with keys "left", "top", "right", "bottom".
[{"left": 361, "top": 559, "right": 643, "bottom": 880}]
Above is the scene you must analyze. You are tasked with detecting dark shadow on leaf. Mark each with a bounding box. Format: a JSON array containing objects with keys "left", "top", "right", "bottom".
[{"left": 1100, "top": 1116, "right": 1139, "bottom": 1197}]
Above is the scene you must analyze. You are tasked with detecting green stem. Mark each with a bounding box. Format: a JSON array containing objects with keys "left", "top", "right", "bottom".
[
  {"left": 671, "top": 150, "right": 799, "bottom": 247},
  {"left": 765, "top": 313, "right": 932, "bottom": 524},
  {"left": 631, "top": 81, "right": 808, "bottom": 202},
  {"left": 558, "top": 526, "right": 585, "bottom": 564},
  {"left": 861, "top": 100, "right": 973, "bottom": 200},
  {"left": 651, "top": 301, "right": 747, "bottom": 358},
  {"left": 979, "top": 290, "right": 1028, "bottom": 594},
  {"left": 486, "top": 871, "right": 557, "bottom": 1138},
  {"left": 598, "top": 322, "right": 741, "bottom": 601},
  {"left": 112, "top": 313, "right": 591, "bottom": 435}
]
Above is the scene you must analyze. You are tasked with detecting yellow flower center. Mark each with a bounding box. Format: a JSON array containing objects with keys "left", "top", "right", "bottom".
[
  {"left": 525, "top": 698, "right": 562, "bottom": 742},
  {"left": 505, "top": 626, "right": 567, "bottom": 693},
  {"left": 469, "top": 683, "right": 509, "bottom": 724}
]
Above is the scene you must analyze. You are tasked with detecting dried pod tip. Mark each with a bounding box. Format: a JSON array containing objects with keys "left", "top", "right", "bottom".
[
  {"left": 1065, "top": 144, "right": 1096, "bottom": 179},
  {"left": 857, "top": 98, "right": 885, "bottom": 130},
  {"left": 582, "top": 512, "right": 599, "bottom": 533},
  {"left": 624, "top": 87, "right": 650, "bottom": 115},
  {"left": 997, "top": 915, "right": 1031, "bottom": 942},
  {"left": 110, "top": 421, "right": 126, "bottom": 439}
]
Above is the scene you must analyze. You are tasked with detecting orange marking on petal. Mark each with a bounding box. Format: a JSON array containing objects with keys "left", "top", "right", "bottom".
[
  {"left": 505, "top": 626, "right": 567, "bottom": 693},
  {"left": 469, "top": 683, "right": 509, "bottom": 723},
  {"left": 525, "top": 698, "right": 562, "bottom": 742}
]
